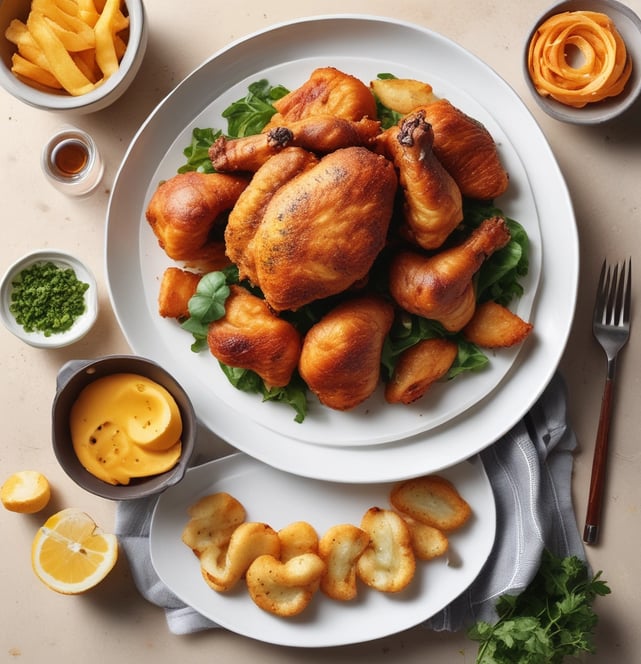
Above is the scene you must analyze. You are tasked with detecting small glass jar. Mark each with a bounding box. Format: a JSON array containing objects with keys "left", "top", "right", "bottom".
[{"left": 41, "top": 126, "right": 104, "bottom": 197}]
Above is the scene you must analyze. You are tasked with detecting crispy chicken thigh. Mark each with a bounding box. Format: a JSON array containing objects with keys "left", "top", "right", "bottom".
[
  {"left": 225, "top": 147, "right": 319, "bottom": 285},
  {"left": 299, "top": 296, "right": 395, "bottom": 410},
  {"left": 378, "top": 110, "right": 463, "bottom": 250},
  {"left": 251, "top": 146, "right": 398, "bottom": 312},
  {"left": 207, "top": 285, "right": 302, "bottom": 387},
  {"left": 418, "top": 99, "right": 509, "bottom": 200},
  {"left": 264, "top": 66, "right": 378, "bottom": 128},
  {"left": 146, "top": 171, "right": 249, "bottom": 266},
  {"left": 389, "top": 216, "right": 511, "bottom": 331}
]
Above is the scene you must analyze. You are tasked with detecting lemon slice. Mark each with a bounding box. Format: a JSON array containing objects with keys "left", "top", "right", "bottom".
[
  {"left": 31, "top": 508, "right": 118, "bottom": 594},
  {"left": 1, "top": 470, "right": 51, "bottom": 513}
]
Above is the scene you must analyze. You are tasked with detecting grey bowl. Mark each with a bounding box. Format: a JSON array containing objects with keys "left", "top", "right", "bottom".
[{"left": 52, "top": 355, "right": 196, "bottom": 501}]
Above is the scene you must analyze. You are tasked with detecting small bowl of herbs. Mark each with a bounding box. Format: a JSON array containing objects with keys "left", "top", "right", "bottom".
[{"left": 0, "top": 250, "right": 98, "bottom": 348}]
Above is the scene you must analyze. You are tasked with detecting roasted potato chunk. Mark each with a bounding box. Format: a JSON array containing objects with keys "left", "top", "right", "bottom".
[
  {"left": 246, "top": 553, "right": 326, "bottom": 617},
  {"left": 391, "top": 475, "right": 472, "bottom": 532},
  {"left": 199, "top": 521, "right": 281, "bottom": 592},
  {"left": 278, "top": 521, "right": 319, "bottom": 562},
  {"left": 356, "top": 507, "right": 416, "bottom": 593},
  {"left": 181, "top": 491, "right": 246, "bottom": 557},
  {"left": 463, "top": 300, "right": 533, "bottom": 348},
  {"left": 385, "top": 337, "right": 459, "bottom": 404},
  {"left": 318, "top": 524, "right": 370, "bottom": 601},
  {"left": 397, "top": 514, "right": 449, "bottom": 561},
  {"left": 158, "top": 267, "right": 201, "bottom": 319},
  {"left": 370, "top": 77, "right": 438, "bottom": 114}
]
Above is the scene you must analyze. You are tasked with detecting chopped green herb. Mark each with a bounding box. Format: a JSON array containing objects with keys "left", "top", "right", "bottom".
[
  {"left": 9, "top": 261, "right": 89, "bottom": 336},
  {"left": 468, "top": 549, "right": 611, "bottom": 664}
]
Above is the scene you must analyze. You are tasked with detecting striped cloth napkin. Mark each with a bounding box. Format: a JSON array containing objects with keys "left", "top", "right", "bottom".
[{"left": 115, "top": 372, "right": 585, "bottom": 635}]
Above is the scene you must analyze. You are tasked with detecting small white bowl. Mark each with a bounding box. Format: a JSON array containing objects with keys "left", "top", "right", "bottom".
[
  {"left": 0, "top": 0, "right": 148, "bottom": 114},
  {"left": 0, "top": 250, "right": 98, "bottom": 348},
  {"left": 523, "top": 0, "right": 641, "bottom": 124}
]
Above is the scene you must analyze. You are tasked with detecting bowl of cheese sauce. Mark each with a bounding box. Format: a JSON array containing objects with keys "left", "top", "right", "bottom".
[{"left": 52, "top": 355, "right": 196, "bottom": 500}]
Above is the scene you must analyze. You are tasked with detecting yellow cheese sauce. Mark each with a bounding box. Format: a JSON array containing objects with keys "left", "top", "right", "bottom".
[{"left": 70, "top": 373, "right": 183, "bottom": 485}]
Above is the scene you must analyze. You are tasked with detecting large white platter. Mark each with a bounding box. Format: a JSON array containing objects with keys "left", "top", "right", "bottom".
[
  {"left": 150, "top": 452, "right": 495, "bottom": 647},
  {"left": 106, "top": 15, "right": 578, "bottom": 481}
]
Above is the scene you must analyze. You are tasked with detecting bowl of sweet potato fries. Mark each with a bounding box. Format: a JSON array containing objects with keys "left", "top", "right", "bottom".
[{"left": 0, "top": 0, "right": 147, "bottom": 113}]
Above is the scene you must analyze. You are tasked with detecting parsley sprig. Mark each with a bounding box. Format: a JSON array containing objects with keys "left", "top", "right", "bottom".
[{"left": 468, "top": 549, "right": 611, "bottom": 663}]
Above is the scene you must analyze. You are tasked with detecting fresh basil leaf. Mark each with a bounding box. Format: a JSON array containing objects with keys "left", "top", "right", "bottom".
[
  {"left": 222, "top": 79, "right": 290, "bottom": 137},
  {"left": 177, "top": 127, "right": 221, "bottom": 173}
]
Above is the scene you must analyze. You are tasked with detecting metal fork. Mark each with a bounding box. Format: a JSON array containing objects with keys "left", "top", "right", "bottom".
[{"left": 583, "top": 258, "right": 632, "bottom": 545}]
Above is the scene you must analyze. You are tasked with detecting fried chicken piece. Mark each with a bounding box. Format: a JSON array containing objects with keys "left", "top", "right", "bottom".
[
  {"left": 209, "top": 126, "right": 294, "bottom": 172},
  {"left": 264, "top": 66, "right": 377, "bottom": 128},
  {"left": 389, "top": 216, "right": 511, "bottom": 332},
  {"left": 418, "top": 99, "right": 509, "bottom": 200},
  {"left": 225, "top": 147, "right": 319, "bottom": 285},
  {"left": 462, "top": 300, "right": 533, "bottom": 348},
  {"left": 378, "top": 110, "right": 463, "bottom": 250},
  {"left": 210, "top": 117, "right": 381, "bottom": 173},
  {"left": 385, "top": 337, "right": 459, "bottom": 404},
  {"left": 145, "top": 171, "right": 249, "bottom": 264},
  {"left": 207, "top": 285, "right": 302, "bottom": 387},
  {"left": 252, "top": 147, "right": 397, "bottom": 312},
  {"left": 298, "top": 296, "right": 394, "bottom": 411},
  {"left": 157, "top": 267, "right": 201, "bottom": 319}
]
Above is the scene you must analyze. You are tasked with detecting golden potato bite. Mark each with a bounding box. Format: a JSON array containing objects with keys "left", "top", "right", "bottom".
[
  {"left": 356, "top": 507, "right": 416, "bottom": 593},
  {"left": 391, "top": 475, "right": 472, "bottom": 532},
  {"left": 157, "top": 267, "right": 201, "bottom": 320},
  {"left": 370, "top": 77, "right": 438, "bottom": 114},
  {"left": 246, "top": 553, "right": 326, "bottom": 617},
  {"left": 181, "top": 491, "right": 246, "bottom": 557},
  {"left": 463, "top": 300, "right": 533, "bottom": 348},
  {"left": 318, "top": 524, "right": 370, "bottom": 601},
  {"left": 199, "top": 521, "right": 281, "bottom": 592},
  {"left": 385, "top": 337, "right": 459, "bottom": 405}
]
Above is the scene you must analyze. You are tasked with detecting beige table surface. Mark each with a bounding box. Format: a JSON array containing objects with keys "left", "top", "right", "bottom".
[{"left": 2, "top": 1, "right": 640, "bottom": 662}]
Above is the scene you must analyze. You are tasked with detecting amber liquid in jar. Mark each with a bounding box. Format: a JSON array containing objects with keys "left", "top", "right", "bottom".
[
  {"left": 41, "top": 126, "right": 103, "bottom": 196},
  {"left": 52, "top": 139, "right": 89, "bottom": 176}
]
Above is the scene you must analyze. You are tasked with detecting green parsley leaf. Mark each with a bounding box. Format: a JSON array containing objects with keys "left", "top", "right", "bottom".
[
  {"left": 177, "top": 127, "right": 221, "bottom": 173},
  {"left": 222, "top": 79, "right": 290, "bottom": 138},
  {"left": 469, "top": 549, "right": 610, "bottom": 664}
]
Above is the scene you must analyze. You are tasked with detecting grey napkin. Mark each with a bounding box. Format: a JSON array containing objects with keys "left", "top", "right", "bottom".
[{"left": 115, "top": 372, "right": 585, "bottom": 636}]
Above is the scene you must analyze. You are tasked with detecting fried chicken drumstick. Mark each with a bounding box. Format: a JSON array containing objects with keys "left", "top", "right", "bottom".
[
  {"left": 378, "top": 110, "right": 463, "bottom": 250},
  {"left": 389, "top": 216, "right": 511, "bottom": 332}
]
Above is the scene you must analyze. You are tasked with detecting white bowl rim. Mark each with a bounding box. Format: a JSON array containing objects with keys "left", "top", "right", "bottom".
[
  {"left": 523, "top": 0, "right": 641, "bottom": 124},
  {"left": 0, "top": 249, "right": 98, "bottom": 348},
  {"left": 0, "top": 0, "right": 145, "bottom": 111}
]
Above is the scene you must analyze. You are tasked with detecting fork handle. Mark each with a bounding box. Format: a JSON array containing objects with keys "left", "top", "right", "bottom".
[{"left": 583, "top": 372, "right": 615, "bottom": 545}]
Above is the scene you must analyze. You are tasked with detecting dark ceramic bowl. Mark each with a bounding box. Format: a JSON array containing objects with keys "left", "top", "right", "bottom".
[{"left": 52, "top": 355, "right": 196, "bottom": 500}]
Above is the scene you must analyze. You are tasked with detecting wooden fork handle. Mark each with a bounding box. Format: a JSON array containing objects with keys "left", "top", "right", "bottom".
[{"left": 583, "top": 375, "right": 614, "bottom": 545}]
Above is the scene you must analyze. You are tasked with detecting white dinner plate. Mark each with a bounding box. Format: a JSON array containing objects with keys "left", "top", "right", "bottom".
[
  {"left": 106, "top": 15, "right": 578, "bottom": 480},
  {"left": 150, "top": 452, "right": 495, "bottom": 647}
]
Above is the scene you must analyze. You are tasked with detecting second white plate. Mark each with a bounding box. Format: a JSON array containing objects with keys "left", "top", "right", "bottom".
[{"left": 150, "top": 453, "right": 496, "bottom": 647}]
